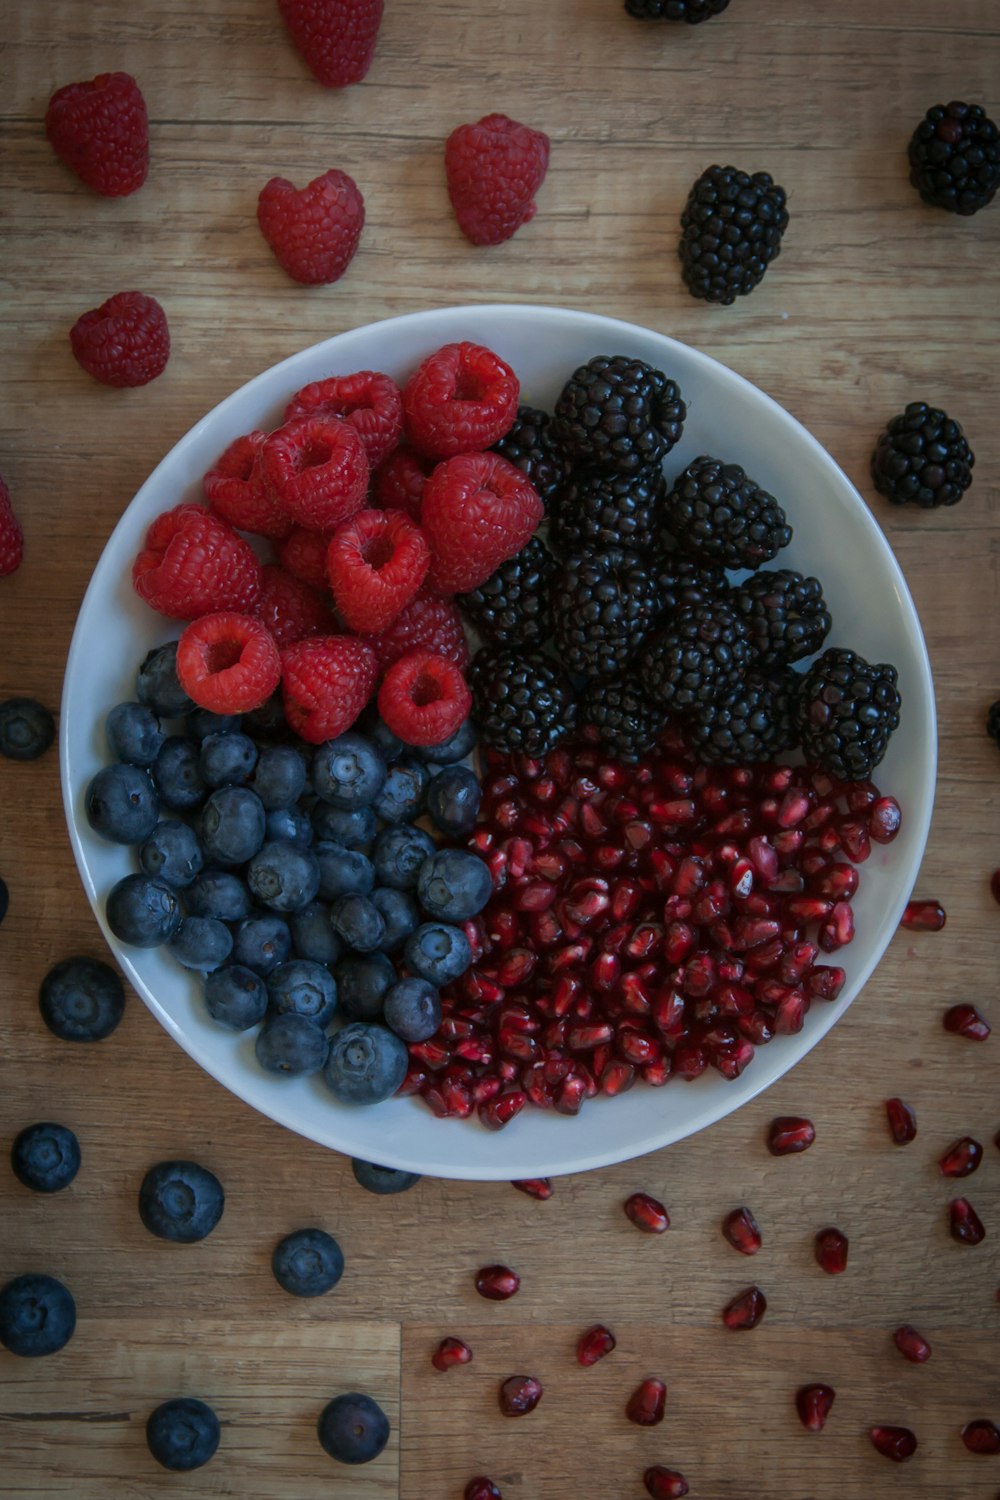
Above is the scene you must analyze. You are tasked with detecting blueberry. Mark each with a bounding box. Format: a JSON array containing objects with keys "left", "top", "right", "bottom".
[
  {"left": 39, "top": 956, "right": 125, "bottom": 1042},
  {"left": 351, "top": 1159, "right": 421, "bottom": 1195},
  {"left": 272, "top": 1228, "right": 345, "bottom": 1298},
  {"left": 186, "top": 707, "right": 241, "bottom": 739},
  {"left": 312, "top": 733, "right": 386, "bottom": 809},
  {"left": 362, "top": 712, "right": 406, "bottom": 763},
  {"left": 317, "top": 1392, "right": 390, "bottom": 1464},
  {"left": 11, "top": 1123, "right": 81, "bottom": 1193},
  {"left": 416, "top": 848, "right": 493, "bottom": 921},
  {"left": 106, "top": 701, "right": 165, "bottom": 766},
  {"left": 403, "top": 922, "right": 472, "bottom": 986},
  {"left": 414, "top": 716, "right": 476, "bottom": 764},
  {"left": 315, "top": 842, "right": 376, "bottom": 901},
  {"left": 289, "top": 901, "right": 342, "bottom": 965},
  {"left": 329, "top": 893, "right": 386, "bottom": 953},
  {"left": 0, "top": 1274, "right": 76, "bottom": 1357},
  {"left": 371, "top": 824, "right": 436, "bottom": 892},
  {"left": 232, "top": 914, "right": 291, "bottom": 975},
  {"left": 137, "top": 642, "right": 195, "bottom": 718},
  {"left": 426, "top": 764, "right": 482, "bottom": 837},
  {"left": 186, "top": 869, "right": 252, "bottom": 923},
  {"left": 255, "top": 1013, "right": 329, "bottom": 1076},
  {"left": 323, "top": 1022, "right": 408, "bottom": 1105},
  {"left": 311, "top": 802, "right": 376, "bottom": 850},
  {"left": 169, "top": 916, "right": 233, "bottom": 973},
  {"left": 85, "top": 763, "right": 160, "bottom": 844},
  {"left": 372, "top": 758, "right": 430, "bottom": 823},
  {"left": 199, "top": 731, "right": 258, "bottom": 788},
  {"left": 139, "top": 819, "right": 204, "bottom": 887},
  {"left": 247, "top": 841, "right": 320, "bottom": 913},
  {"left": 203, "top": 965, "right": 268, "bottom": 1030},
  {"left": 265, "top": 806, "right": 314, "bottom": 847},
  {"left": 0, "top": 874, "right": 8, "bottom": 925},
  {"left": 138, "top": 1160, "right": 224, "bottom": 1243},
  {"left": 267, "top": 959, "right": 337, "bottom": 1026},
  {"left": 371, "top": 888, "right": 420, "bottom": 952},
  {"left": 0, "top": 697, "right": 56, "bottom": 761},
  {"left": 198, "top": 787, "right": 266, "bottom": 867},
  {"left": 153, "top": 735, "right": 208, "bottom": 812},
  {"left": 383, "top": 977, "right": 441, "bottom": 1043},
  {"left": 248, "top": 744, "right": 308, "bottom": 810},
  {"left": 146, "top": 1398, "right": 220, "bottom": 1471},
  {"left": 334, "top": 952, "right": 395, "bottom": 1023},
  {"left": 107, "top": 874, "right": 184, "bottom": 947}
]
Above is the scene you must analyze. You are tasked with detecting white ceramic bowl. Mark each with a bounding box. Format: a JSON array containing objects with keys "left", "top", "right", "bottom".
[{"left": 61, "top": 304, "right": 936, "bottom": 1180}]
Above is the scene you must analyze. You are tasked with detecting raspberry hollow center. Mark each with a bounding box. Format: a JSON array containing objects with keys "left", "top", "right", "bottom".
[
  {"left": 411, "top": 671, "right": 444, "bottom": 707},
  {"left": 360, "top": 533, "right": 395, "bottom": 570},
  {"left": 300, "top": 440, "right": 332, "bottom": 471},
  {"left": 203, "top": 639, "right": 245, "bottom": 674},
  {"left": 452, "top": 370, "right": 486, "bottom": 402}
]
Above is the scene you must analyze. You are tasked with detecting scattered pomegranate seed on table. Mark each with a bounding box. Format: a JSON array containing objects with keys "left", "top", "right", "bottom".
[
  {"left": 511, "top": 1177, "right": 553, "bottom": 1200},
  {"left": 721, "top": 1206, "right": 763, "bottom": 1255},
  {"left": 576, "top": 1323, "right": 616, "bottom": 1366},
  {"left": 626, "top": 1378, "right": 667, "bottom": 1426},
  {"left": 795, "top": 1383, "right": 836, "bottom": 1432},
  {"left": 948, "top": 1198, "right": 986, "bottom": 1245},
  {"left": 465, "top": 1480, "right": 502, "bottom": 1500},
  {"left": 767, "top": 1116, "right": 816, "bottom": 1155},
  {"left": 869, "top": 1425, "right": 918, "bottom": 1462},
  {"left": 900, "top": 898, "right": 946, "bottom": 931},
  {"left": 990, "top": 868, "right": 1000, "bottom": 905},
  {"left": 943, "top": 1003, "right": 992, "bottom": 1041},
  {"left": 643, "top": 1465, "right": 689, "bottom": 1498},
  {"left": 884, "top": 1096, "right": 918, "bottom": 1144},
  {"left": 474, "top": 1264, "right": 520, "bottom": 1301},
  {"left": 498, "top": 1375, "right": 543, "bottom": 1416},
  {"left": 431, "top": 1336, "right": 473, "bottom": 1371},
  {"left": 814, "top": 1226, "right": 849, "bottom": 1274},
  {"left": 721, "top": 1285, "right": 767, "bottom": 1330},
  {"left": 961, "top": 1419, "right": 1000, "bottom": 1455},
  {"left": 938, "top": 1136, "right": 983, "bottom": 1178},
  {"left": 624, "top": 1191, "right": 670, "bottom": 1234},
  {"left": 893, "top": 1325, "right": 932, "bottom": 1363}
]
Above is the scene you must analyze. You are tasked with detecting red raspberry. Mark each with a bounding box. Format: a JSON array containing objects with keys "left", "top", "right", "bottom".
[
  {"left": 326, "top": 508, "right": 430, "bottom": 633},
  {"left": 45, "top": 72, "right": 148, "bottom": 197},
  {"left": 0, "top": 475, "right": 24, "bottom": 578},
  {"left": 371, "top": 446, "right": 434, "bottom": 521},
  {"left": 203, "top": 431, "right": 292, "bottom": 541},
  {"left": 378, "top": 650, "right": 472, "bottom": 748},
  {"left": 255, "top": 564, "right": 337, "bottom": 648},
  {"left": 261, "top": 416, "right": 368, "bottom": 531},
  {"left": 403, "top": 342, "right": 519, "bottom": 459},
  {"left": 275, "top": 525, "right": 332, "bottom": 590},
  {"left": 176, "top": 612, "right": 282, "bottom": 714},
  {"left": 421, "top": 451, "right": 543, "bottom": 593},
  {"left": 132, "top": 503, "right": 263, "bottom": 621},
  {"left": 362, "top": 589, "right": 470, "bottom": 670},
  {"left": 445, "top": 113, "right": 550, "bottom": 246},
  {"left": 280, "top": 635, "right": 378, "bottom": 744},
  {"left": 284, "top": 371, "right": 403, "bottom": 470},
  {"left": 277, "top": 0, "right": 384, "bottom": 87},
  {"left": 257, "top": 169, "right": 365, "bottom": 285},
  {"left": 70, "top": 291, "right": 169, "bottom": 388}
]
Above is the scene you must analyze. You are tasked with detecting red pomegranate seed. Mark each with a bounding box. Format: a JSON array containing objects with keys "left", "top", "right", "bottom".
[
  {"left": 475, "top": 1265, "right": 520, "bottom": 1301},
  {"left": 795, "top": 1382, "right": 835, "bottom": 1432},
  {"left": 673, "top": 1039, "right": 707, "bottom": 1079},
  {"left": 949, "top": 1198, "right": 986, "bottom": 1245},
  {"left": 576, "top": 1323, "right": 616, "bottom": 1366},
  {"left": 512, "top": 1177, "right": 553, "bottom": 1200},
  {"left": 811, "top": 862, "right": 859, "bottom": 900},
  {"left": 464, "top": 1480, "right": 501, "bottom": 1500},
  {"left": 869, "top": 796, "right": 901, "bottom": 843},
  {"left": 939, "top": 1136, "right": 983, "bottom": 1178},
  {"left": 869, "top": 1425, "right": 917, "bottom": 1462},
  {"left": 961, "top": 1419, "right": 1000, "bottom": 1455},
  {"left": 901, "top": 898, "right": 946, "bottom": 931},
  {"left": 567, "top": 1022, "right": 614, "bottom": 1051},
  {"left": 814, "top": 1227, "right": 849, "bottom": 1274},
  {"left": 432, "top": 1336, "right": 473, "bottom": 1371},
  {"left": 806, "top": 964, "right": 845, "bottom": 1001},
  {"left": 767, "top": 1116, "right": 816, "bottom": 1155},
  {"left": 893, "top": 1325, "right": 931, "bottom": 1363},
  {"left": 846, "top": 780, "right": 879, "bottom": 811},
  {"left": 600, "top": 1058, "right": 637, "bottom": 1096},
  {"left": 991, "top": 868, "right": 1000, "bottom": 906},
  {"left": 626, "top": 1377, "right": 667, "bottom": 1425},
  {"left": 478, "top": 1090, "right": 526, "bottom": 1131},
  {"left": 837, "top": 817, "right": 870, "bottom": 862},
  {"left": 498, "top": 1375, "right": 542, "bottom": 1416},
  {"left": 714, "top": 1038, "right": 755, "bottom": 1078},
  {"left": 943, "top": 1003, "right": 991, "bottom": 1041},
  {"left": 624, "top": 1191, "right": 670, "bottom": 1234},
  {"left": 885, "top": 1098, "right": 917, "bottom": 1144},
  {"left": 722, "top": 1285, "right": 767, "bottom": 1330},
  {"left": 410, "top": 1037, "right": 451, "bottom": 1070},
  {"left": 817, "top": 900, "right": 854, "bottom": 952},
  {"left": 722, "top": 1206, "right": 763, "bottom": 1256},
  {"left": 553, "top": 1073, "right": 587, "bottom": 1114},
  {"left": 643, "top": 1468, "right": 689, "bottom": 1499},
  {"left": 642, "top": 1056, "right": 672, "bottom": 1086}
]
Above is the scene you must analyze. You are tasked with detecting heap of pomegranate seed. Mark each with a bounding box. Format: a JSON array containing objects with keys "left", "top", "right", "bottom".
[
  {"left": 576, "top": 1323, "right": 616, "bottom": 1365},
  {"left": 884, "top": 1096, "right": 917, "bottom": 1144},
  {"left": 893, "top": 1325, "right": 931, "bottom": 1363},
  {"left": 627, "top": 1378, "right": 667, "bottom": 1425},
  {"left": 721, "top": 1205, "right": 763, "bottom": 1255},
  {"left": 795, "top": 1383, "right": 835, "bottom": 1432}
]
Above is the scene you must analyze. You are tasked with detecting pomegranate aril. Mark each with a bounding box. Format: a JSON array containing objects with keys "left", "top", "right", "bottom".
[
  {"left": 900, "top": 898, "right": 945, "bottom": 931},
  {"left": 512, "top": 1177, "right": 552, "bottom": 1200},
  {"left": 554, "top": 1073, "right": 587, "bottom": 1114},
  {"left": 722, "top": 1206, "right": 763, "bottom": 1256},
  {"left": 618, "top": 971, "right": 653, "bottom": 1015},
  {"left": 949, "top": 1197, "right": 986, "bottom": 1244},
  {"left": 644, "top": 1468, "right": 689, "bottom": 1499},
  {"left": 837, "top": 817, "right": 871, "bottom": 862},
  {"left": 432, "top": 1336, "right": 473, "bottom": 1371},
  {"left": 818, "top": 900, "right": 854, "bottom": 952},
  {"left": 713, "top": 1039, "right": 755, "bottom": 1079},
  {"left": 567, "top": 1022, "right": 613, "bottom": 1051},
  {"left": 626, "top": 1377, "right": 667, "bottom": 1425},
  {"left": 465, "top": 1479, "right": 501, "bottom": 1500},
  {"left": 767, "top": 1116, "right": 816, "bottom": 1155},
  {"left": 729, "top": 856, "right": 755, "bottom": 899},
  {"left": 642, "top": 1055, "right": 672, "bottom": 1086},
  {"left": 773, "top": 989, "right": 807, "bottom": 1034},
  {"left": 663, "top": 921, "right": 696, "bottom": 964},
  {"left": 814, "top": 1227, "right": 849, "bottom": 1274},
  {"left": 779, "top": 941, "right": 818, "bottom": 982},
  {"left": 806, "top": 965, "right": 845, "bottom": 1001},
  {"left": 652, "top": 989, "right": 685, "bottom": 1035},
  {"left": 722, "top": 1285, "right": 767, "bottom": 1330},
  {"left": 475, "top": 1265, "right": 520, "bottom": 1301},
  {"left": 939, "top": 1136, "right": 983, "bottom": 1178},
  {"left": 869, "top": 796, "right": 901, "bottom": 843},
  {"left": 479, "top": 1090, "right": 526, "bottom": 1131},
  {"left": 796, "top": 1382, "right": 835, "bottom": 1432},
  {"left": 561, "top": 876, "right": 610, "bottom": 926},
  {"left": 943, "top": 1003, "right": 991, "bottom": 1041},
  {"left": 576, "top": 1323, "right": 616, "bottom": 1366},
  {"left": 885, "top": 1097, "right": 917, "bottom": 1144},
  {"left": 738, "top": 1009, "right": 774, "bottom": 1046},
  {"left": 672, "top": 1039, "right": 707, "bottom": 1079},
  {"left": 399, "top": 1061, "right": 427, "bottom": 1095},
  {"left": 617, "top": 1028, "right": 661, "bottom": 1067},
  {"left": 410, "top": 1037, "right": 451, "bottom": 1070},
  {"left": 748, "top": 835, "right": 779, "bottom": 882},
  {"left": 624, "top": 1191, "right": 670, "bottom": 1234},
  {"left": 513, "top": 879, "right": 557, "bottom": 912},
  {"left": 893, "top": 1325, "right": 931, "bottom": 1363},
  {"left": 498, "top": 1375, "right": 542, "bottom": 1416},
  {"left": 472, "top": 1075, "right": 502, "bottom": 1105},
  {"left": 811, "top": 863, "right": 859, "bottom": 900},
  {"left": 961, "top": 1419, "right": 1000, "bottom": 1455},
  {"left": 869, "top": 1425, "right": 917, "bottom": 1462}
]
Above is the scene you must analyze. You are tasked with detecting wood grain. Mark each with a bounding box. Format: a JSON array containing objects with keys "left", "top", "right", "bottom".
[{"left": 1, "top": 1, "right": 999, "bottom": 1497}]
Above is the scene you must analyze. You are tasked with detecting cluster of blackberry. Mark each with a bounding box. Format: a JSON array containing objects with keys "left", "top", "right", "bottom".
[{"left": 465, "top": 354, "right": 902, "bottom": 778}]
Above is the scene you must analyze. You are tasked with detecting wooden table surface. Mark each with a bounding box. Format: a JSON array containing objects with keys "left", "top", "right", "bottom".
[{"left": 2, "top": 1, "right": 999, "bottom": 1496}]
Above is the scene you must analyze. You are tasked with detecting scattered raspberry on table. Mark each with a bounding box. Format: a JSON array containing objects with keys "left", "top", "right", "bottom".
[
  {"left": 0, "top": 475, "right": 24, "bottom": 578},
  {"left": 45, "top": 71, "right": 149, "bottom": 196},
  {"left": 70, "top": 291, "right": 170, "bottom": 388},
  {"left": 257, "top": 169, "right": 365, "bottom": 285},
  {"left": 445, "top": 113, "right": 551, "bottom": 246},
  {"left": 277, "top": 0, "right": 384, "bottom": 88}
]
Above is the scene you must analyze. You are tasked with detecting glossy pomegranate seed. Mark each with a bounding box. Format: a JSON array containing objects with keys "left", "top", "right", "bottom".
[
  {"left": 885, "top": 1097, "right": 917, "bottom": 1144},
  {"left": 990, "top": 868, "right": 1000, "bottom": 905},
  {"left": 869, "top": 796, "right": 901, "bottom": 842},
  {"left": 512, "top": 1177, "right": 553, "bottom": 1200},
  {"left": 893, "top": 1325, "right": 931, "bottom": 1363},
  {"left": 722, "top": 1285, "right": 767, "bottom": 1330},
  {"left": 943, "top": 1003, "right": 991, "bottom": 1041},
  {"left": 795, "top": 1383, "right": 835, "bottom": 1432},
  {"left": 939, "top": 1136, "right": 983, "bottom": 1178},
  {"left": 722, "top": 1206, "right": 762, "bottom": 1256},
  {"left": 869, "top": 1425, "right": 917, "bottom": 1462},
  {"left": 464, "top": 1481, "right": 501, "bottom": 1500},
  {"left": 901, "top": 898, "right": 946, "bottom": 931},
  {"left": 814, "top": 1227, "right": 849, "bottom": 1274},
  {"left": 713, "top": 1038, "right": 755, "bottom": 1078},
  {"left": 498, "top": 1375, "right": 542, "bottom": 1416},
  {"left": 475, "top": 1265, "right": 520, "bottom": 1301},
  {"left": 673, "top": 1039, "right": 707, "bottom": 1079},
  {"left": 949, "top": 1197, "right": 986, "bottom": 1245},
  {"left": 643, "top": 1468, "right": 689, "bottom": 1499},
  {"left": 576, "top": 1323, "right": 616, "bottom": 1366},
  {"left": 626, "top": 1377, "right": 667, "bottom": 1425},
  {"left": 554, "top": 1073, "right": 587, "bottom": 1114},
  {"left": 624, "top": 1191, "right": 670, "bottom": 1234},
  {"left": 961, "top": 1419, "right": 1000, "bottom": 1455},
  {"left": 837, "top": 816, "right": 870, "bottom": 862},
  {"left": 432, "top": 1336, "right": 473, "bottom": 1371},
  {"left": 767, "top": 1116, "right": 816, "bottom": 1155},
  {"left": 479, "top": 1090, "right": 526, "bottom": 1131}
]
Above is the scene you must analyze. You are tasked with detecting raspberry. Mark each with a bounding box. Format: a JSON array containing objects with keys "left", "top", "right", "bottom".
[
  {"left": 261, "top": 416, "right": 368, "bottom": 531},
  {"left": 69, "top": 291, "right": 169, "bottom": 387},
  {"left": 132, "top": 503, "right": 263, "bottom": 621},
  {"left": 277, "top": 0, "right": 384, "bottom": 88},
  {"left": 257, "top": 169, "right": 365, "bottom": 285},
  {"left": 445, "top": 113, "right": 550, "bottom": 246},
  {"left": 362, "top": 589, "right": 470, "bottom": 670},
  {"left": 377, "top": 651, "right": 472, "bottom": 748},
  {"left": 275, "top": 525, "right": 333, "bottom": 590},
  {"left": 421, "top": 452, "right": 543, "bottom": 593},
  {"left": 202, "top": 431, "right": 292, "bottom": 541},
  {"left": 45, "top": 72, "right": 148, "bottom": 197},
  {"left": 371, "top": 446, "right": 434, "bottom": 521},
  {"left": 402, "top": 342, "right": 519, "bottom": 459},
  {"left": 255, "top": 564, "right": 337, "bottom": 648},
  {"left": 176, "top": 613, "right": 282, "bottom": 714},
  {"left": 284, "top": 371, "right": 403, "bottom": 469},
  {"left": 280, "top": 635, "right": 378, "bottom": 744},
  {"left": 0, "top": 475, "right": 24, "bottom": 578},
  {"left": 326, "top": 508, "right": 430, "bottom": 633}
]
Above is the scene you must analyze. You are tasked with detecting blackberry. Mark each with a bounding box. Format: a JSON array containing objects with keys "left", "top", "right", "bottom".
[
  {"left": 796, "top": 648, "right": 901, "bottom": 781},
  {"left": 637, "top": 600, "right": 752, "bottom": 714},
  {"left": 908, "top": 101, "right": 1000, "bottom": 216},
  {"left": 470, "top": 647, "right": 576, "bottom": 756},
  {"left": 492, "top": 405, "right": 568, "bottom": 507},
  {"left": 550, "top": 548, "right": 659, "bottom": 679},
  {"left": 679, "top": 165, "right": 789, "bottom": 305},
  {"left": 871, "top": 402, "right": 974, "bottom": 508},
  {"left": 986, "top": 699, "right": 1000, "bottom": 747},
  {"left": 651, "top": 550, "right": 728, "bottom": 614},
  {"left": 578, "top": 674, "right": 667, "bottom": 763},
  {"left": 662, "top": 454, "right": 791, "bottom": 569},
  {"left": 551, "top": 354, "right": 686, "bottom": 475},
  {"left": 625, "top": 0, "right": 729, "bottom": 18},
  {"left": 731, "top": 569, "right": 831, "bottom": 669},
  {"left": 549, "top": 466, "right": 665, "bottom": 555},
  {"left": 685, "top": 670, "right": 800, "bottom": 765},
  {"left": 458, "top": 536, "right": 555, "bottom": 647}
]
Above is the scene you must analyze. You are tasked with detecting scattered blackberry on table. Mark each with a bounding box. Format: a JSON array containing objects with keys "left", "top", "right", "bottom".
[
  {"left": 551, "top": 548, "right": 659, "bottom": 678},
  {"left": 458, "top": 536, "right": 555, "bottom": 648},
  {"left": 796, "top": 647, "right": 901, "bottom": 780},
  {"left": 870, "top": 402, "right": 975, "bottom": 508},
  {"left": 637, "top": 599, "right": 753, "bottom": 713},
  {"left": 908, "top": 101, "right": 1000, "bottom": 216},
  {"left": 731, "top": 568, "right": 831, "bottom": 668},
  {"left": 685, "top": 670, "right": 800, "bottom": 764},
  {"left": 662, "top": 455, "right": 792, "bottom": 569},
  {"left": 625, "top": 0, "right": 729, "bottom": 18},
  {"left": 491, "top": 404, "right": 568, "bottom": 506},
  {"left": 549, "top": 465, "right": 665, "bottom": 554},
  {"left": 551, "top": 354, "right": 686, "bottom": 474},
  {"left": 650, "top": 549, "right": 728, "bottom": 614},
  {"left": 470, "top": 645, "right": 577, "bottom": 755},
  {"left": 579, "top": 673, "right": 667, "bottom": 762},
  {"left": 679, "top": 165, "right": 789, "bottom": 305}
]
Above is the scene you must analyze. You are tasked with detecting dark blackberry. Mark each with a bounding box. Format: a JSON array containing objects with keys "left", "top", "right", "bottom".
[
  {"left": 870, "top": 402, "right": 974, "bottom": 508},
  {"left": 637, "top": 600, "right": 752, "bottom": 714},
  {"left": 796, "top": 648, "right": 901, "bottom": 781},
  {"left": 492, "top": 404, "right": 568, "bottom": 508},
  {"left": 685, "top": 670, "right": 800, "bottom": 765},
  {"left": 549, "top": 466, "right": 665, "bottom": 555},
  {"left": 625, "top": 0, "right": 729, "bottom": 18},
  {"left": 651, "top": 549, "right": 729, "bottom": 614},
  {"left": 679, "top": 165, "right": 789, "bottom": 305},
  {"left": 578, "top": 674, "right": 667, "bottom": 763},
  {"left": 458, "top": 537, "right": 555, "bottom": 647},
  {"left": 662, "top": 455, "right": 791, "bottom": 569},
  {"left": 551, "top": 354, "right": 686, "bottom": 475},
  {"left": 550, "top": 548, "right": 659, "bottom": 679},
  {"left": 986, "top": 699, "right": 1000, "bottom": 747},
  {"left": 731, "top": 569, "right": 831, "bottom": 669},
  {"left": 470, "top": 647, "right": 576, "bottom": 757},
  {"left": 908, "top": 101, "right": 1000, "bottom": 216}
]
